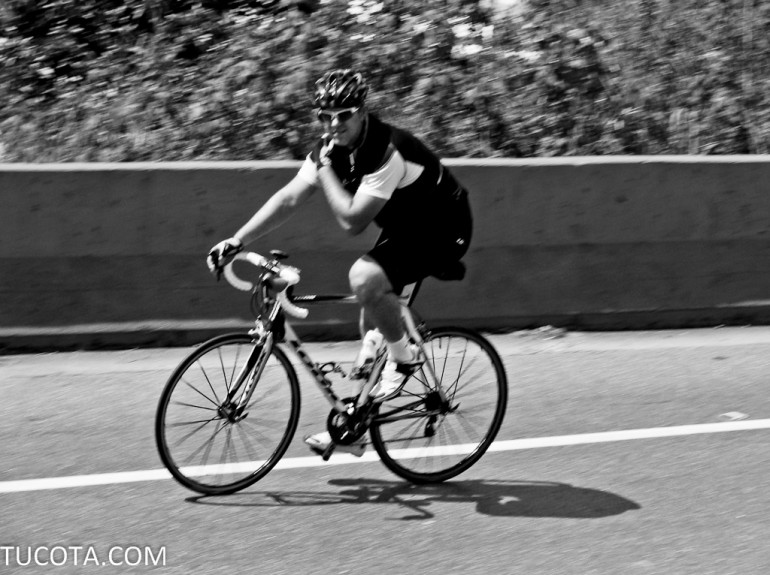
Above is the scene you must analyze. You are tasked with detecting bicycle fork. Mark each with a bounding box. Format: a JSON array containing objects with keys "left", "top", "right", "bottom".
[{"left": 219, "top": 327, "right": 274, "bottom": 422}]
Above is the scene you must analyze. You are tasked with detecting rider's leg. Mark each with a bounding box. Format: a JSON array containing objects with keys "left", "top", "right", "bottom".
[
  {"left": 349, "top": 256, "right": 423, "bottom": 402},
  {"left": 348, "top": 255, "right": 412, "bottom": 361}
]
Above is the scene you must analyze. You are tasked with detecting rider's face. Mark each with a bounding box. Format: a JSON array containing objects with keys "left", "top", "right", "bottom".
[{"left": 318, "top": 107, "right": 365, "bottom": 148}]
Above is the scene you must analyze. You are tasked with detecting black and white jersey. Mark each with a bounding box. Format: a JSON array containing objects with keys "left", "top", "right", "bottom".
[{"left": 297, "top": 114, "right": 465, "bottom": 233}]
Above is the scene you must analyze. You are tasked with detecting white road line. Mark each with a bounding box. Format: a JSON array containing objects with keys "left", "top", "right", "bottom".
[{"left": 1, "top": 419, "right": 769, "bottom": 494}]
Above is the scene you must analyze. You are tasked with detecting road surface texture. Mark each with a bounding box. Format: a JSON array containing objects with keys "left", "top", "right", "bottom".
[{"left": 2, "top": 327, "right": 769, "bottom": 574}]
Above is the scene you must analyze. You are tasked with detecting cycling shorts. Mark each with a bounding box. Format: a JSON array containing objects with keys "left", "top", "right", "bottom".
[{"left": 367, "top": 189, "right": 472, "bottom": 294}]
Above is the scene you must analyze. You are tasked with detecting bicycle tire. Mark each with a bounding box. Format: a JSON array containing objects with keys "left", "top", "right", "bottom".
[
  {"left": 155, "top": 333, "right": 300, "bottom": 495},
  {"left": 369, "top": 326, "right": 507, "bottom": 483}
]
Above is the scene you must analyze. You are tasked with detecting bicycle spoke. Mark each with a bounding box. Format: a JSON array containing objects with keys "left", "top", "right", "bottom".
[
  {"left": 218, "top": 346, "right": 234, "bottom": 396},
  {"left": 181, "top": 378, "right": 220, "bottom": 408},
  {"left": 169, "top": 416, "right": 221, "bottom": 447},
  {"left": 170, "top": 400, "right": 218, "bottom": 412},
  {"left": 449, "top": 357, "right": 486, "bottom": 396},
  {"left": 238, "top": 416, "right": 290, "bottom": 445},
  {"left": 196, "top": 361, "right": 222, "bottom": 407},
  {"left": 185, "top": 420, "right": 229, "bottom": 467},
  {"left": 166, "top": 417, "right": 222, "bottom": 428},
  {"left": 234, "top": 423, "right": 261, "bottom": 460},
  {"left": 369, "top": 327, "right": 507, "bottom": 483},
  {"left": 156, "top": 334, "right": 300, "bottom": 494},
  {"left": 410, "top": 368, "right": 434, "bottom": 392},
  {"left": 218, "top": 426, "right": 236, "bottom": 478},
  {"left": 384, "top": 416, "right": 429, "bottom": 446},
  {"left": 437, "top": 336, "right": 450, "bottom": 386},
  {"left": 457, "top": 412, "right": 489, "bottom": 440}
]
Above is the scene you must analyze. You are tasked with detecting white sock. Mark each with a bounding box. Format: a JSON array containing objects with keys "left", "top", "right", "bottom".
[{"left": 387, "top": 334, "right": 412, "bottom": 363}]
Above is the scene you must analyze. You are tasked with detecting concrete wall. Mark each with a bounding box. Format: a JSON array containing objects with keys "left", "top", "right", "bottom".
[{"left": 2, "top": 157, "right": 770, "bottom": 350}]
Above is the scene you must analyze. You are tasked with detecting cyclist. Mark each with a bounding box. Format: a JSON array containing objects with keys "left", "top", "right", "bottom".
[{"left": 207, "top": 69, "right": 472, "bottom": 456}]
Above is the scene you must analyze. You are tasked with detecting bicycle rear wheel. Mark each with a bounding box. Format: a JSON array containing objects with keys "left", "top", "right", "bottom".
[
  {"left": 155, "top": 333, "right": 300, "bottom": 495},
  {"left": 369, "top": 326, "right": 507, "bottom": 483}
]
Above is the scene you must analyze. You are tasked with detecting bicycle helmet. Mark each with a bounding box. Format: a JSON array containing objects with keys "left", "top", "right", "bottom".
[{"left": 313, "top": 69, "right": 369, "bottom": 109}]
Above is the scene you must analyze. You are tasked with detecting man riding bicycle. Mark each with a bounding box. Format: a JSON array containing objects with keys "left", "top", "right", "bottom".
[{"left": 207, "top": 69, "right": 472, "bottom": 457}]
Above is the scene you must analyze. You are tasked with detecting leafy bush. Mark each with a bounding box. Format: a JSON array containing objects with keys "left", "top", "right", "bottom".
[{"left": 0, "top": 0, "right": 768, "bottom": 161}]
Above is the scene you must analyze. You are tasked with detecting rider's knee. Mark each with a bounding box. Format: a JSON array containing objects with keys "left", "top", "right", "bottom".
[{"left": 349, "top": 258, "right": 388, "bottom": 303}]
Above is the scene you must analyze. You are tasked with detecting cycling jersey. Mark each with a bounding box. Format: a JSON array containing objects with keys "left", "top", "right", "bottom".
[
  {"left": 297, "top": 113, "right": 472, "bottom": 291},
  {"left": 299, "top": 115, "right": 468, "bottom": 227}
]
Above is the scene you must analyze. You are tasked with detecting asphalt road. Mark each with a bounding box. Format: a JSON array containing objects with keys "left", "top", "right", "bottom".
[{"left": 2, "top": 327, "right": 770, "bottom": 574}]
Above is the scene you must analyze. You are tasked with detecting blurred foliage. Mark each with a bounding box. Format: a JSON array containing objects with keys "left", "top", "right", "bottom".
[{"left": 0, "top": 0, "right": 769, "bottom": 161}]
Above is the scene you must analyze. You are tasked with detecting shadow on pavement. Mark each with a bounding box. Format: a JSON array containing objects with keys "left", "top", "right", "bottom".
[{"left": 186, "top": 478, "right": 640, "bottom": 521}]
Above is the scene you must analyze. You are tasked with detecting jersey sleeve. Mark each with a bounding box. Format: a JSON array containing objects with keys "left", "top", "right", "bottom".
[
  {"left": 357, "top": 150, "right": 406, "bottom": 200},
  {"left": 296, "top": 155, "right": 319, "bottom": 186}
]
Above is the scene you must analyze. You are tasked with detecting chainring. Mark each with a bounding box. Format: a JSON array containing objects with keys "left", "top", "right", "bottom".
[{"left": 326, "top": 397, "right": 376, "bottom": 445}]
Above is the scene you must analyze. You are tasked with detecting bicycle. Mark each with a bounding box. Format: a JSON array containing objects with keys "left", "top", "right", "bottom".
[{"left": 155, "top": 250, "right": 508, "bottom": 495}]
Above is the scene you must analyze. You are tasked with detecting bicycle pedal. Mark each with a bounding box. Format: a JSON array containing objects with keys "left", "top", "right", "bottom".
[{"left": 322, "top": 443, "right": 336, "bottom": 461}]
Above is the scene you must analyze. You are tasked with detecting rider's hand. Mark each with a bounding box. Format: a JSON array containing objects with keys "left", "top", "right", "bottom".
[
  {"left": 316, "top": 134, "right": 333, "bottom": 168},
  {"left": 206, "top": 237, "right": 243, "bottom": 279}
]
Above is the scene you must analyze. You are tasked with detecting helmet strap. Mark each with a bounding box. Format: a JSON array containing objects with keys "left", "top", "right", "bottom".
[{"left": 348, "top": 109, "right": 369, "bottom": 155}]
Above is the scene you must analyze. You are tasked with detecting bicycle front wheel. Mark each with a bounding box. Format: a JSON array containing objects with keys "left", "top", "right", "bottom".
[
  {"left": 155, "top": 333, "right": 300, "bottom": 495},
  {"left": 369, "top": 326, "right": 507, "bottom": 483}
]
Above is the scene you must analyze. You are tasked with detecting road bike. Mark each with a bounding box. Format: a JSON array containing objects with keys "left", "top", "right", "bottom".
[{"left": 155, "top": 250, "right": 508, "bottom": 495}]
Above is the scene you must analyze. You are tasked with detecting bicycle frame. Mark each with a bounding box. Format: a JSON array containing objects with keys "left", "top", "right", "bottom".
[
  {"left": 158, "top": 250, "right": 507, "bottom": 492},
  {"left": 227, "top": 279, "right": 447, "bottom": 422}
]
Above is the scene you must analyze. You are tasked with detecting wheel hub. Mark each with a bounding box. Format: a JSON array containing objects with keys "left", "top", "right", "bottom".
[
  {"left": 423, "top": 391, "right": 445, "bottom": 412},
  {"left": 218, "top": 402, "right": 247, "bottom": 423}
]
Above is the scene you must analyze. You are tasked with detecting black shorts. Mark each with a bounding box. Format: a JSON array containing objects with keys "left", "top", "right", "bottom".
[{"left": 367, "top": 189, "right": 472, "bottom": 294}]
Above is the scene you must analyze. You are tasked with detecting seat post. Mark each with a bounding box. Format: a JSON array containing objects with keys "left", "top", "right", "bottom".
[{"left": 399, "top": 279, "right": 423, "bottom": 308}]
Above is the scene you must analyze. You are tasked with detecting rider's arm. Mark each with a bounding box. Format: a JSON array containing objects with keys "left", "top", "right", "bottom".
[
  {"left": 233, "top": 173, "right": 316, "bottom": 246},
  {"left": 316, "top": 165, "right": 387, "bottom": 236}
]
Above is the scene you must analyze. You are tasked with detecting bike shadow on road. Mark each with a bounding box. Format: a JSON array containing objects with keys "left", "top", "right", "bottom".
[{"left": 186, "top": 479, "right": 640, "bottom": 521}]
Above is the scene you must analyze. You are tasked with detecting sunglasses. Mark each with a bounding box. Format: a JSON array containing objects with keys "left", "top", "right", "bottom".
[{"left": 316, "top": 107, "right": 360, "bottom": 123}]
